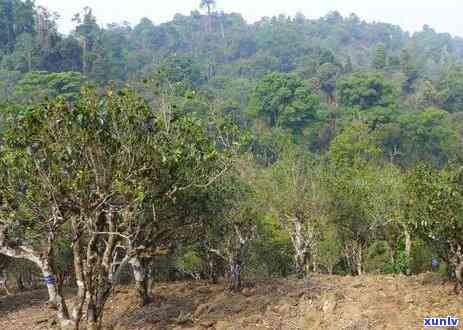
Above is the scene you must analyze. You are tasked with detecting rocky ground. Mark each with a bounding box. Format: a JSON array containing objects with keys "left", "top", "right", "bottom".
[{"left": 1, "top": 273, "right": 462, "bottom": 329}]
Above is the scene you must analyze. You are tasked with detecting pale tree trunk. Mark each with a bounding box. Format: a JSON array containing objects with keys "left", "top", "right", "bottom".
[
  {"left": 70, "top": 219, "right": 86, "bottom": 328},
  {"left": 345, "top": 247, "right": 353, "bottom": 274},
  {"left": 294, "top": 251, "right": 308, "bottom": 279},
  {"left": 209, "top": 259, "right": 218, "bottom": 284},
  {"left": 404, "top": 228, "right": 412, "bottom": 275},
  {"left": 229, "top": 225, "right": 247, "bottom": 292},
  {"left": 0, "top": 226, "right": 75, "bottom": 328},
  {"left": 312, "top": 246, "right": 319, "bottom": 273},
  {"left": 452, "top": 244, "right": 463, "bottom": 294},
  {"left": 455, "top": 260, "right": 463, "bottom": 294},
  {"left": 41, "top": 258, "right": 72, "bottom": 327},
  {"left": 41, "top": 259, "right": 59, "bottom": 305},
  {"left": 290, "top": 216, "right": 308, "bottom": 279},
  {"left": 129, "top": 256, "right": 151, "bottom": 306},
  {"left": 327, "top": 265, "right": 334, "bottom": 276},
  {"left": 229, "top": 241, "right": 244, "bottom": 292},
  {"left": 0, "top": 270, "right": 10, "bottom": 295},
  {"left": 349, "top": 242, "right": 363, "bottom": 276},
  {"left": 229, "top": 261, "right": 242, "bottom": 292},
  {"left": 204, "top": 246, "right": 219, "bottom": 284},
  {"left": 345, "top": 241, "right": 363, "bottom": 276},
  {"left": 40, "top": 234, "right": 76, "bottom": 329},
  {"left": 355, "top": 247, "right": 363, "bottom": 276},
  {"left": 387, "top": 240, "right": 396, "bottom": 265}
]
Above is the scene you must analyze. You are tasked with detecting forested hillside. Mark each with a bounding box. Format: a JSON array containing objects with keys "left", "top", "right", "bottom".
[
  {"left": 1, "top": 1, "right": 463, "bottom": 163},
  {"left": 1, "top": 1, "right": 463, "bottom": 329}
]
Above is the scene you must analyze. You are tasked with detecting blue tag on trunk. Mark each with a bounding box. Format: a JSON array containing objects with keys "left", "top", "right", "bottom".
[{"left": 45, "top": 275, "right": 55, "bottom": 285}]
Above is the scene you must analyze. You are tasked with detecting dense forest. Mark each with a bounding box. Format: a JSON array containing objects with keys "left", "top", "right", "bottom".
[{"left": 1, "top": 0, "right": 463, "bottom": 329}]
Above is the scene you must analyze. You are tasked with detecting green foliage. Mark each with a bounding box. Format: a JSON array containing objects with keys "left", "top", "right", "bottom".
[
  {"left": 327, "top": 123, "right": 405, "bottom": 275},
  {"left": 412, "top": 80, "right": 439, "bottom": 109},
  {"left": 0, "top": 69, "right": 21, "bottom": 100},
  {"left": 329, "top": 122, "right": 381, "bottom": 169},
  {"left": 438, "top": 70, "right": 463, "bottom": 112},
  {"left": 384, "top": 250, "right": 411, "bottom": 274},
  {"left": 317, "top": 63, "right": 340, "bottom": 100},
  {"left": 407, "top": 164, "right": 463, "bottom": 234},
  {"left": 364, "top": 241, "right": 390, "bottom": 273},
  {"left": 249, "top": 72, "right": 320, "bottom": 132},
  {"left": 317, "top": 225, "right": 343, "bottom": 274},
  {"left": 12, "top": 71, "right": 85, "bottom": 103},
  {"left": 175, "top": 247, "right": 204, "bottom": 278},
  {"left": 337, "top": 71, "right": 396, "bottom": 109},
  {"left": 248, "top": 216, "right": 293, "bottom": 277},
  {"left": 155, "top": 54, "right": 203, "bottom": 91},
  {"left": 378, "top": 107, "right": 459, "bottom": 167},
  {"left": 400, "top": 49, "right": 419, "bottom": 94},
  {"left": 406, "top": 163, "right": 463, "bottom": 267},
  {"left": 372, "top": 43, "right": 386, "bottom": 70}
]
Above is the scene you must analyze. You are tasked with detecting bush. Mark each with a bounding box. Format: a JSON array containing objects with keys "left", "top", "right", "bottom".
[
  {"left": 364, "top": 241, "right": 390, "bottom": 273},
  {"left": 383, "top": 250, "right": 410, "bottom": 274},
  {"left": 410, "top": 239, "right": 433, "bottom": 274}
]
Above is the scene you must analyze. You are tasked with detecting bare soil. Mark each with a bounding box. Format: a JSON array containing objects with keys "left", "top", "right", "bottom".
[{"left": 1, "top": 273, "right": 462, "bottom": 329}]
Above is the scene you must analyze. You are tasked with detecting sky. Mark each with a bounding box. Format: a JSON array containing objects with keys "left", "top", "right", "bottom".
[{"left": 36, "top": 0, "right": 463, "bottom": 37}]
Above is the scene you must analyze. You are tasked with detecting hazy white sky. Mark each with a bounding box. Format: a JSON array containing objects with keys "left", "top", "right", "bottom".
[{"left": 36, "top": 0, "right": 463, "bottom": 36}]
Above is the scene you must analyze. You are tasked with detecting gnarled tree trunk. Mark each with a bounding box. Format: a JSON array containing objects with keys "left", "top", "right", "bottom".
[
  {"left": 84, "top": 211, "right": 118, "bottom": 330},
  {"left": 229, "top": 254, "right": 243, "bottom": 292},
  {"left": 40, "top": 235, "right": 75, "bottom": 329},
  {"left": 290, "top": 216, "right": 310, "bottom": 280},
  {"left": 345, "top": 241, "right": 363, "bottom": 276},
  {"left": 452, "top": 244, "right": 463, "bottom": 294},
  {"left": 228, "top": 226, "right": 247, "bottom": 292},
  {"left": 204, "top": 247, "right": 219, "bottom": 284},
  {"left": 129, "top": 256, "right": 150, "bottom": 306}
]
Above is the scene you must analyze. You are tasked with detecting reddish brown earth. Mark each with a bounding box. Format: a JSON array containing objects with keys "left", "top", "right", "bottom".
[{"left": 1, "top": 273, "right": 462, "bottom": 329}]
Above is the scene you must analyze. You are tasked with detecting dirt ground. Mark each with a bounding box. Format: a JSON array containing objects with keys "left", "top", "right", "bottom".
[{"left": 1, "top": 273, "right": 462, "bottom": 329}]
